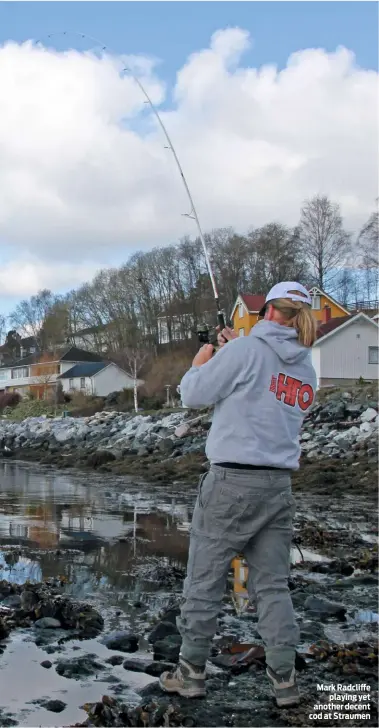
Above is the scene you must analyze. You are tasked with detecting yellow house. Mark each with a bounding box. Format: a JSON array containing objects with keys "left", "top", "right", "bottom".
[{"left": 231, "top": 287, "right": 350, "bottom": 336}]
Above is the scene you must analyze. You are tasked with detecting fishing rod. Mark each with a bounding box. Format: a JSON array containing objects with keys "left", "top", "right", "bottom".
[{"left": 34, "top": 31, "right": 226, "bottom": 344}]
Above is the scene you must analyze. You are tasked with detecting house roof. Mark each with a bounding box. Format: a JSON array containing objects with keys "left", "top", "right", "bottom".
[
  {"left": 314, "top": 312, "right": 379, "bottom": 346},
  {"left": 232, "top": 287, "right": 350, "bottom": 319},
  {"left": 239, "top": 294, "right": 266, "bottom": 313},
  {"left": 316, "top": 316, "right": 350, "bottom": 338},
  {"left": 0, "top": 345, "right": 104, "bottom": 371},
  {"left": 59, "top": 346, "right": 104, "bottom": 363},
  {"left": 308, "top": 286, "right": 350, "bottom": 315},
  {"left": 58, "top": 362, "right": 109, "bottom": 379}
]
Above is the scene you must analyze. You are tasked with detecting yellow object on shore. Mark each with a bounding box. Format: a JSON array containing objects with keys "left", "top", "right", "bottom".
[{"left": 231, "top": 555, "right": 250, "bottom": 614}]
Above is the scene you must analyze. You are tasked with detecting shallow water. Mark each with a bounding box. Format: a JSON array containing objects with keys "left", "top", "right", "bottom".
[{"left": 0, "top": 461, "right": 193, "bottom": 602}]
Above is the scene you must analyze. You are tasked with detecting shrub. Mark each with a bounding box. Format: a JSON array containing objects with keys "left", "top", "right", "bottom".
[
  {"left": 0, "top": 392, "right": 21, "bottom": 412},
  {"left": 143, "top": 351, "right": 192, "bottom": 401}
]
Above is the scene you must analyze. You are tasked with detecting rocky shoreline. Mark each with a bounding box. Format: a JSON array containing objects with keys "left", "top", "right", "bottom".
[
  {"left": 0, "top": 386, "right": 378, "bottom": 493},
  {"left": 0, "top": 557, "right": 378, "bottom": 727}
]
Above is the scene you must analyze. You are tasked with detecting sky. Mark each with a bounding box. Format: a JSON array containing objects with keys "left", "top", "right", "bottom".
[{"left": 0, "top": 0, "right": 378, "bottom": 317}]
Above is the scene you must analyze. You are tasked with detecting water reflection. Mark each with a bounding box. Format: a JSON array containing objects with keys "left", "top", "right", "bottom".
[
  {"left": 0, "top": 552, "right": 42, "bottom": 583},
  {"left": 0, "top": 462, "right": 190, "bottom": 599}
]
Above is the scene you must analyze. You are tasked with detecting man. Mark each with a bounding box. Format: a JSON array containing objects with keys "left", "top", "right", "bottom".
[{"left": 159, "top": 282, "right": 317, "bottom": 708}]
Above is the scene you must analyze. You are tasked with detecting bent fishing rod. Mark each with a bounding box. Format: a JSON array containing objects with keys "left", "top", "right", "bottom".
[{"left": 34, "top": 31, "right": 226, "bottom": 343}]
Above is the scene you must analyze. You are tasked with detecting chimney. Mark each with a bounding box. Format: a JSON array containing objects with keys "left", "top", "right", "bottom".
[{"left": 322, "top": 304, "right": 331, "bottom": 323}]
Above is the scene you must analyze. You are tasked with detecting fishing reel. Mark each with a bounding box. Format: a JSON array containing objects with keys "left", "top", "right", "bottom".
[
  {"left": 196, "top": 312, "right": 228, "bottom": 346},
  {"left": 196, "top": 323, "right": 216, "bottom": 345}
]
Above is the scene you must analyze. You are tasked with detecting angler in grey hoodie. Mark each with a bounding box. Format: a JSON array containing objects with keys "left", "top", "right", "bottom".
[{"left": 159, "top": 282, "right": 317, "bottom": 708}]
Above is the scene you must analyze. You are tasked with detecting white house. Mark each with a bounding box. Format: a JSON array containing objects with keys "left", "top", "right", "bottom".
[
  {"left": 58, "top": 361, "right": 143, "bottom": 397},
  {"left": 312, "top": 313, "right": 379, "bottom": 388},
  {"left": 0, "top": 346, "right": 106, "bottom": 397}
]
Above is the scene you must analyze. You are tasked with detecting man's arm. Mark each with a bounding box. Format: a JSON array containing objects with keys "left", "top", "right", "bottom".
[{"left": 180, "top": 336, "right": 249, "bottom": 408}]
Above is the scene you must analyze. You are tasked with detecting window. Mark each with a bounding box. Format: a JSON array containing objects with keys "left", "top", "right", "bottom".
[
  {"left": 239, "top": 328, "right": 245, "bottom": 337},
  {"left": 12, "top": 367, "right": 29, "bottom": 379},
  {"left": 368, "top": 346, "right": 379, "bottom": 365},
  {"left": 69, "top": 379, "right": 74, "bottom": 389},
  {"left": 311, "top": 295, "right": 321, "bottom": 310},
  {"left": 80, "top": 377, "right": 85, "bottom": 389},
  {"left": 238, "top": 303, "right": 244, "bottom": 318}
]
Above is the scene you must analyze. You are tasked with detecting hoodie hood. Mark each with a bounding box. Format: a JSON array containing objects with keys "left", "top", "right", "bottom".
[{"left": 250, "top": 320, "right": 310, "bottom": 365}]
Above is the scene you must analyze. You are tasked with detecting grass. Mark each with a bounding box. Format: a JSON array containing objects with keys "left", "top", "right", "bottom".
[{"left": 2, "top": 399, "right": 186, "bottom": 422}]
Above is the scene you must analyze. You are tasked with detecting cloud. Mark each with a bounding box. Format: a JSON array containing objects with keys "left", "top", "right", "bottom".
[
  {"left": 0, "top": 28, "right": 377, "bottom": 298},
  {"left": 0, "top": 259, "right": 102, "bottom": 298}
]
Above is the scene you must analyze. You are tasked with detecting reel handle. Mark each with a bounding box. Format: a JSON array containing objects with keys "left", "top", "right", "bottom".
[{"left": 217, "top": 311, "right": 227, "bottom": 344}]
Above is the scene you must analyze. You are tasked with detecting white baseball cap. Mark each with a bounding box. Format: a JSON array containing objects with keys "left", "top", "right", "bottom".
[{"left": 258, "top": 281, "right": 312, "bottom": 316}]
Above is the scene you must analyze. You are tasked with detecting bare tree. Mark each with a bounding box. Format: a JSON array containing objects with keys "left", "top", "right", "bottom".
[
  {"left": 358, "top": 207, "right": 378, "bottom": 268},
  {"left": 0, "top": 315, "right": 6, "bottom": 345},
  {"left": 299, "top": 195, "right": 351, "bottom": 289},
  {"left": 116, "top": 347, "right": 149, "bottom": 413},
  {"left": 10, "top": 289, "right": 55, "bottom": 347},
  {"left": 248, "top": 223, "right": 309, "bottom": 292},
  {"left": 357, "top": 207, "right": 379, "bottom": 303},
  {"left": 40, "top": 299, "right": 70, "bottom": 349}
]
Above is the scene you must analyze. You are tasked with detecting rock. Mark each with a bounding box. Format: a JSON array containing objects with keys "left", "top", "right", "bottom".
[
  {"left": 43, "top": 699, "right": 66, "bottom": 713},
  {"left": 40, "top": 660, "right": 53, "bottom": 669},
  {"left": 322, "top": 400, "right": 346, "bottom": 421},
  {"left": 148, "top": 619, "right": 179, "bottom": 645},
  {"left": 86, "top": 450, "right": 116, "bottom": 468},
  {"left": 158, "top": 438, "right": 175, "bottom": 454},
  {"left": 123, "top": 657, "right": 176, "bottom": 676},
  {"left": 304, "top": 595, "right": 347, "bottom": 620},
  {"left": 0, "top": 595, "right": 21, "bottom": 608},
  {"left": 105, "top": 655, "right": 124, "bottom": 666},
  {"left": 122, "top": 657, "right": 150, "bottom": 673},
  {"left": 101, "top": 630, "right": 139, "bottom": 652},
  {"left": 301, "top": 432, "right": 312, "bottom": 441},
  {"left": 35, "top": 617, "right": 61, "bottom": 629},
  {"left": 145, "top": 660, "right": 176, "bottom": 677},
  {"left": 174, "top": 423, "right": 190, "bottom": 438},
  {"left": 360, "top": 421, "right": 375, "bottom": 435},
  {"left": 335, "top": 426, "right": 360, "bottom": 445},
  {"left": 153, "top": 634, "right": 182, "bottom": 662},
  {"left": 55, "top": 654, "right": 105, "bottom": 680},
  {"left": 361, "top": 407, "right": 377, "bottom": 422},
  {"left": 20, "top": 589, "right": 39, "bottom": 610},
  {"left": 55, "top": 427, "right": 76, "bottom": 443}
]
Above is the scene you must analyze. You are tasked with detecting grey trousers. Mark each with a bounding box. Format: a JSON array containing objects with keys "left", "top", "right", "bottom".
[{"left": 177, "top": 465, "right": 299, "bottom": 675}]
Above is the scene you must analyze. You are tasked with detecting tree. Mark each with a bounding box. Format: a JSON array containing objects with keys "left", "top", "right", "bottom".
[
  {"left": 40, "top": 299, "right": 70, "bottom": 349},
  {"left": 357, "top": 207, "right": 378, "bottom": 303},
  {"left": 115, "top": 347, "right": 149, "bottom": 412},
  {"left": 4, "top": 330, "right": 21, "bottom": 359},
  {"left": 299, "top": 195, "right": 351, "bottom": 289},
  {"left": 247, "top": 223, "right": 309, "bottom": 292},
  {"left": 358, "top": 207, "right": 378, "bottom": 269},
  {"left": 10, "top": 289, "right": 55, "bottom": 347},
  {"left": 0, "top": 315, "right": 6, "bottom": 345}
]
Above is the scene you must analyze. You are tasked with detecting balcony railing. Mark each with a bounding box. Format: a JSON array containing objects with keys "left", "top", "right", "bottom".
[{"left": 346, "top": 300, "right": 379, "bottom": 311}]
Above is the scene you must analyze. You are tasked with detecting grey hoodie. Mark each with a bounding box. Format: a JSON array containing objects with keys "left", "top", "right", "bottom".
[{"left": 180, "top": 321, "right": 317, "bottom": 470}]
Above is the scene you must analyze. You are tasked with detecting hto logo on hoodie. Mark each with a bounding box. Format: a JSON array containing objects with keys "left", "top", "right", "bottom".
[{"left": 269, "top": 373, "right": 314, "bottom": 411}]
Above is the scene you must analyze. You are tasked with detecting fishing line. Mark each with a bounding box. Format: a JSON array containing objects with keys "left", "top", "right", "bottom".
[{"left": 32, "top": 31, "right": 226, "bottom": 334}]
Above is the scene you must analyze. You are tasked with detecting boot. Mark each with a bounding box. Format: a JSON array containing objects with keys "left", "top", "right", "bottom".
[
  {"left": 159, "top": 657, "right": 206, "bottom": 698},
  {"left": 266, "top": 666, "right": 300, "bottom": 707}
]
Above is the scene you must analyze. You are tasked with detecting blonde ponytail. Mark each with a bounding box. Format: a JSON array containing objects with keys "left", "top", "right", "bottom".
[{"left": 269, "top": 295, "right": 318, "bottom": 347}]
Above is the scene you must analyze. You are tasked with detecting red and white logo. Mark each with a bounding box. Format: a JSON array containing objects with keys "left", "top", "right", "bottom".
[{"left": 269, "top": 373, "right": 314, "bottom": 411}]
